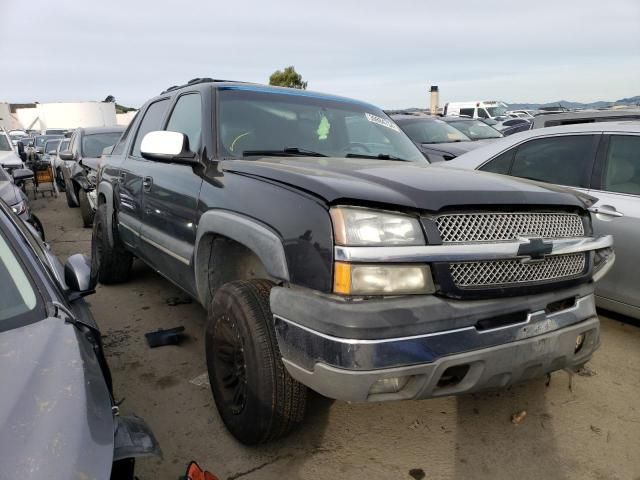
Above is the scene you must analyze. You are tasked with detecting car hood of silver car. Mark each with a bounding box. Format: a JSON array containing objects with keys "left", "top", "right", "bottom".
[{"left": 0, "top": 317, "right": 115, "bottom": 478}]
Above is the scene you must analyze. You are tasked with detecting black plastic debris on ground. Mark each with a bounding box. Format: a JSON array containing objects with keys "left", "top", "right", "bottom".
[
  {"left": 145, "top": 326, "right": 186, "bottom": 348},
  {"left": 166, "top": 296, "right": 193, "bottom": 306}
]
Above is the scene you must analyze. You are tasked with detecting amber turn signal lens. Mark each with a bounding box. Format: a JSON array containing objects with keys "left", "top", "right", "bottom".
[{"left": 333, "top": 262, "right": 352, "bottom": 294}]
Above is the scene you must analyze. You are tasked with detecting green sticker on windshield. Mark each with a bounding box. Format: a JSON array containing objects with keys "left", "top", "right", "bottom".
[{"left": 317, "top": 116, "right": 330, "bottom": 140}]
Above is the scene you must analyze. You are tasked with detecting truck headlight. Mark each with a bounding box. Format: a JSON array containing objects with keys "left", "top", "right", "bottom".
[
  {"left": 330, "top": 207, "right": 425, "bottom": 246},
  {"left": 11, "top": 201, "right": 27, "bottom": 216},
  {"left": 334, "top": 262, "right": 435, "bottom": 295}
]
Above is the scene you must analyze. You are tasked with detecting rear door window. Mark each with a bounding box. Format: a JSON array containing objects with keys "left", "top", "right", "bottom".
[
  {"left": 603, "top": 135, "right": 640, "bottom": 195},
  {"left": 111, "top": 114, "right": 137, "bottom": 156},
  {"left": 510, "top": 135, "right": 596, "bottom": 187},
  {"left": 131, "top": 99, "right": 171, "bottom": 157}
]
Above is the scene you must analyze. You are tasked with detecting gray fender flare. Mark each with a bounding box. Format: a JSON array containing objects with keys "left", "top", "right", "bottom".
[
  {"left": 97, "top": 181, "right": 115, "bottom": 247},
  {"left": 194, "top": 210, "right": 290, "bottom": 306}
]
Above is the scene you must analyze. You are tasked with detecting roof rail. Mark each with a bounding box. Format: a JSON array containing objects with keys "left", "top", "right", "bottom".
[{"left": 160, "top": 77, "right": 247, "bottom": 94}]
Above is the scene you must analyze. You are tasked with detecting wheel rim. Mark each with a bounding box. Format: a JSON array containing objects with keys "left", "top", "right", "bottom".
[{"left": 212, "top": 314, "right": 247, "bottom": 415}]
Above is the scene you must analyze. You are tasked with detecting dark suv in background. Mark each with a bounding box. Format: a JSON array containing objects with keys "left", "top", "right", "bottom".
[
  {"left": 93, "top": 78, "right": 613, "bottom": 445},
  {"left": 61, "top": 126, "right": 125, "bottom": 226}
]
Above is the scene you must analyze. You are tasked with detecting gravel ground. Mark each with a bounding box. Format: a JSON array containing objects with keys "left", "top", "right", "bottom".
[{"left": 33, "top": 194, "right": 640, "bottom": 480}]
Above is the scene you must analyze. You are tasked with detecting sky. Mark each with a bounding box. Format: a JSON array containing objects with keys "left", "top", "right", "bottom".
[{"left": 1, "top": 0, "right": 639, "bottom": 109}]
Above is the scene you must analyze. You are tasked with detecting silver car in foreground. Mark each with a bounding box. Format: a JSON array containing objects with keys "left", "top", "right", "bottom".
[{"left": 440, "top": 122, "right": 640, "bottom": 319}]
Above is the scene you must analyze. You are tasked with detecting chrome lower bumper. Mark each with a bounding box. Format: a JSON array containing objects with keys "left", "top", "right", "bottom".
[
  {"left": 274, "top": 293, "right": 600, "bottom": 402},
  {"left": 274, "top": 294, "right": 596, "bottom": 371}
]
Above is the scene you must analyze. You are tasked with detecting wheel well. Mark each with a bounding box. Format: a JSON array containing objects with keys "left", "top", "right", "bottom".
[
  {"left": 197, "top": 234, "right": 272, "bottom": 307},
  {"left": 98, "top": 192, "right": 106, "bottom": 205}
]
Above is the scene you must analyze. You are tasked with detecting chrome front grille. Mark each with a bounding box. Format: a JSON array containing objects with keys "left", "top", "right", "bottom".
[
  {"left": 450, "top": 253, "right": 587, "bottom": 288},
  {"left": 435, "top": 212, "right": 584, "bottom": 243}
]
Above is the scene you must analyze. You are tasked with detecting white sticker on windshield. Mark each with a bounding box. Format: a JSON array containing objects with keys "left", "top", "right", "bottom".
[{"left": 365, "top": 113, "right": 400, "bottom": 132}]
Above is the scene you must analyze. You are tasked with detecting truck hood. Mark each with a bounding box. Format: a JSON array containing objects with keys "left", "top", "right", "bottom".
[
  {"left": 0, "top": 180, "right": 19, "bottom": 206},
  {"left": 222, "top": 157, "right": 595, "bottom": 211},
  {"left": 0, "top": 318, "right": 115, "bottom": 478},
  {"left": 0, "top": 150, "right": 22, "bottom": 166},
  {"left": 79, "top": 156, "right": 101, "bottom": 171},
  {"left": 418, "top": 140, "right": 489, "bottom": 158}
]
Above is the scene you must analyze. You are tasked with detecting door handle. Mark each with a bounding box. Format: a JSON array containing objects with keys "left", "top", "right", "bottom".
[
  {"left": 588, "top": 205, "right": 624, "bottom": 217},
  {"left": 143, "top": 176, "right": 153, "bottom": 192}
]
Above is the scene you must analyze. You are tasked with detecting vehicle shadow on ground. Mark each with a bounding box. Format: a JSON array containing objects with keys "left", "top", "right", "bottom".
[{"left": 454, "top": 378, "right": 568, "bottom": 480}]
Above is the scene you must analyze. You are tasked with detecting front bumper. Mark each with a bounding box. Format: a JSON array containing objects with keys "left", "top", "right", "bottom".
[{"left": 272, "top": 286, "right": 600, "bottom": 402}]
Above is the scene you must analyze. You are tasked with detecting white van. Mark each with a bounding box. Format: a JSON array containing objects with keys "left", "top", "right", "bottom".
[{"left": 443, "top": 101, "right": 509, "bottom": 120}]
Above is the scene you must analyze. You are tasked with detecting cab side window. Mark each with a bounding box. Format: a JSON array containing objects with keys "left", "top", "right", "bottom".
[
  {"left": 166, "top": 94, "right": 202, "bottom": 152},
  {"left": 603, "top": 135, "right": 640, "bottom": 195},
  {"left": 510, "top": 135, "right": 594, "bottom": 187},
  {"left": 131, "top": 99, "right": 170, "bottom": 157},
  {"left": 459, "top": 108, "right": 475, "bottom": 118},
  {"left": 480, "top": 150, "right": 514, "bottom": 174},
  {"left": 477, "top": 108, "right": 489, "bottom": 119}
]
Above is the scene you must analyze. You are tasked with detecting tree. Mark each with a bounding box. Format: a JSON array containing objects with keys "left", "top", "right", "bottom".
[{"left": 269, "top": 66, "right": 308, "bottom": 89}]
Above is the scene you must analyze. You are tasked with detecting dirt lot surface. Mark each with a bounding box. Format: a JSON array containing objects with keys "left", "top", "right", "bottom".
[{"left": 33, "top": 194, "right": 640, "bottom": 480}]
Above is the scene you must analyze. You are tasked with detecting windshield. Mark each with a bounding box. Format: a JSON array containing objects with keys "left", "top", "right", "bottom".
[
  {"left": 35, "top": 135, "right": 62, "bottom": 148},
  {"left": 447, "top": 120, "right": 503, "bottom": 140},
  {"left": 486, "top": 105, "right": 508, "bottom": 117},
  {"left": 44, "top": 140, "right": 61, "bottom": 153},
  {"left": 82, "top": 132, "right": 122, "bottom": 157},
  {"left": 0, "top": 136, "right": 11, "bottom": 151},
  {"left": 0, "top": 230, "right": 39, "bottom": 324},
  {"left": 218, "top": 88, "right": 425, "bottom": 162},
  {"left": 0, "top": 135, "right": 13, "bottom": 152},
  {"left": 398, "top": 119, "right": 471, "bottom": 144}
]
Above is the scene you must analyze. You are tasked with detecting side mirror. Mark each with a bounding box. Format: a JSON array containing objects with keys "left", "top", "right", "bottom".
[
  {"left": 64, "top": 254, "right": 97, "bottom": 295},
  {"left": 59, "top": 150, "right": 75, "bottom": 161},
  {"left": 140, "top": 131, "right": 197, "bottom": 164},
  {"left": 12, "top": 168, "right": 34, "bottom": 183}
]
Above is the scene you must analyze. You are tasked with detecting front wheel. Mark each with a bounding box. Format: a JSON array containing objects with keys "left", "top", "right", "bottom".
[
  {"left": 206, "top": 279, "right": 307, "bottom": 444},
  {"left": 79, "top": 189, "right": 95, "bottom": 227},
  {"left": 65, "top": 181, "right": 79, "bottom": 208},
  {"left": 92, "top": 204, "right": 133, "bottom": 284}
]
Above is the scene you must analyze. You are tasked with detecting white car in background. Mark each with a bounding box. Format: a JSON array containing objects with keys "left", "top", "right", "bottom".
[
  {"left": 439, "top": 122, "right": 640, "bottom": 319},
  {"left": 0, "top": 130, "right": 25, "bottom": 175}
]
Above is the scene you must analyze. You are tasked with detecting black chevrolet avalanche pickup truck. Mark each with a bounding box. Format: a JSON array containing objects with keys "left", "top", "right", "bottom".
[{"left": 93, "top": 79, "right": 614, "bottom": 445}]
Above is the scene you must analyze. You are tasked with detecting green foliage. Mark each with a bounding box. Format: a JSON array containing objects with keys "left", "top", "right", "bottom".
[
  {"left": 269, "top": 66, "right": 308, "bottom": 90},
  {"left": 115, "top": 103, "right": 136, "bottom": 114}
]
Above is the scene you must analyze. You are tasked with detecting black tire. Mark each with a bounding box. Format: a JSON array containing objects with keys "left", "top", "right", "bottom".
[
  {"left": 206, "top": 279, "right": 307, "bottom": 444},
  {"left": 55, "top": 168, "right": 66, "bottom": 192},
  {"left": 65, "top": 181, "right": 79, "bottom": 208},
  {"left": 79, "top": 189, "right": 95, "bottom": 227},
  {"left": 92, "top": 203, "right": 133, "bottom": 284}
]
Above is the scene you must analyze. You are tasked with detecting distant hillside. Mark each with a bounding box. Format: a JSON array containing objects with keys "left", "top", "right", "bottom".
[
  {"left": 115, "top": 103, "right": 136, "bottom": 114},
  {"left": 508, "top": 96, "right": 640, "bottom": 111}
]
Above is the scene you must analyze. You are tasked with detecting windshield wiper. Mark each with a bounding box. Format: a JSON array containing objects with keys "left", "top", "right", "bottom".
[
  {"left": 345, "top": 153, "right": 409, "bottom": 162},
  {"left": 242, "top": 147, "right": 327, "bottom": 157}
]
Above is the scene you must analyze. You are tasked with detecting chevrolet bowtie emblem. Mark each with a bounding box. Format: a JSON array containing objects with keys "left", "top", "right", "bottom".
[{"left": 517, "top": 237, "right": 553, "bottom": 262}]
